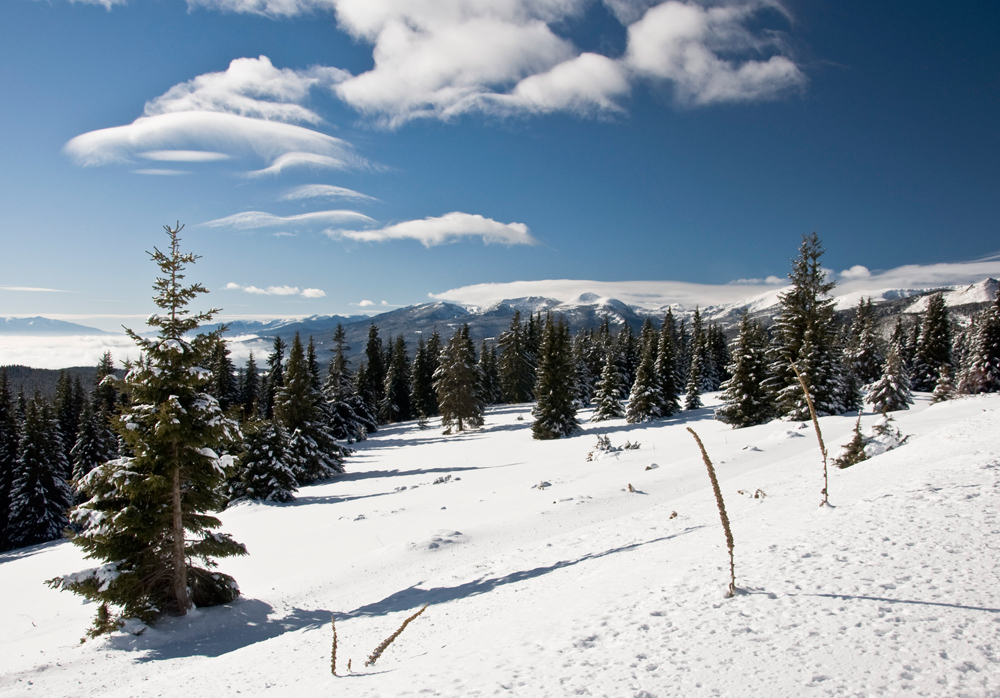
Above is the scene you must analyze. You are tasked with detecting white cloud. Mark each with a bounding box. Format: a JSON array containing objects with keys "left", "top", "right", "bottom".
[
  {"left": 358, "top": 299, "right": 376, "bottom": 307},
  {"left": 0, "top": 335, "right": 140, "bottom": 371},
  {"left": 132, "top": 168, "right": 190, "bottom": 176},
  {"left": 839, "top": 265, "right": 871, "bottom": 280},
  {"left": 328, "top": 212, "right": 536, "bottom": 247},
  {"left": 728, "top": 275, "right": 784, "bottom": 286},
  {"left": 67, "top": 0, "right": 127, "bottom": 8},
  {"left": 495, "top": 53, "right": 630, "bottom": 115},
  {"left": 625, "top": 1, "right": 806, "bottom": 105},
  {"left": 140, "top": 150, "right": 232, "bottom": 162},
  {"left": 281, "top": 184, "right": 378, "bottom": 203},
  {"left": 203, "top": 209, "right": 375, "bottom": 230},
  {"left": 0, "top": 285, "right": 72, "bottom": 293},
  {"left": 244, "top": 152, "right": 349, "bottom": 177},
  {"left": 224, "top": 283, "right": 327, "bottom": 297},
  {"left": 836, "top": 256, "right": 1000, "bottom": 295},
  {"left": 65, "top": 110, "right": 355, "bottom": 167}
]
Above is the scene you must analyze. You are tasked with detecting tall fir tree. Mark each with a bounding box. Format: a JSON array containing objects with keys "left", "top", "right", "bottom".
[
  {"left": 49, "top": 224, "right": 246, "bottom": 628},
  {"left": 241, "top": 351, "right": 261, "bottom": 419},
  {"left": 498, "top": 311, "right": 535, "bottom": 403},
  {"left": 410, "top": 336, "right": 438, "bottom": 420},
  {"left": 262, "top": 336, "right": 286, "bottom": 420},
  {"left": 869, "top": 341, "right": 913, "bottom": 413},
  {"left": 208, "top": 337, "right": 239, "bottom": 413},
  {"left": 382, "top": 335, "right": 413, "bottom": 423},
  {"left": 846, "top": 297, "right": 884, "bottom": 385},
  {"left": 70, "top": 398, "right": 115, "bottom": 490},
  {"left": 478, "top": 340, "right": 502, "bottom": 406},
  {"left": 274, "top": 333, "right": 346, "bottom": 484},
  {"left": 684, "top": 351, "right": 704, "bottom": 410},
  {"left": 655, "top": 309, "right": 681, "bottom": 417},
  {"left": 235, "top": 419, "right": 297, "bottom": 503},
  {"left": 7, "top": 396, "right": 72, "bottom": 549},
  {"left": 0, "top": 369, "right": 19, "bottom": 551},
  {"left": 532, "top": 315, "right": 579, "bottom": 439},
  {"left": 958, "top": 289, "right": 1000, "bottom": 394},
  {"left": 764, "top": 233, "right": 844, "bottom": 419},
  {"left": 591, "top": 350, "right": 625, "bottom": 421},
  {"left": 626, "top": 341, "right": 662, "bottom": 423},
  {"left": 707, "top": 324, "right": 732, "bottom": 390},
  {"left": 54, "top": 371, "right": 82, "bottom": 474},
  {"left": 324, "top": 324, "right": 354, "bottom": 402},
  {"left": 912, "top": 293, "right": 953, "bottom": 391},
  {"left": 434, "top": 326, "right": 484, "bottom": 432},
  {"left": 716, "top": 313, "right": 776, "bottom": 428},
  {"left": 360, "top": 324, "right": 387, "bottom": 420}
]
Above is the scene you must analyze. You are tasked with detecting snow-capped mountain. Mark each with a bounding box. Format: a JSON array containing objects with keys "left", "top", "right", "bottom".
[{"left": 0, "top": 316, "right": 111, "bottom": 336}]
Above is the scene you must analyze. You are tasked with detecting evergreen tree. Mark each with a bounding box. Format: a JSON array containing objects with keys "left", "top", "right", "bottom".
[
  {"left": 262, "top": 336, "right": 286, "bottom": 420},
  {"left": 868, "top": 342, "right": 913, "bottom": 413},
  {"left": 410, "top": 336, "right": 437, "bottom": 420},
  {"left": 360, "top": 325, "right": 387, "bottom": 419},
  {"left": 7, "top": 396, "right": 72, "bottom": 549},
  {"left": 591, "top": 350, "right": 625, "bottom": 421},
  {"left": 208, "top": 337, "right": 239, "bottom": 413},
  {"left": 382, "top": 335, "right": 413, "bottom": 423},
  {"left": 70, "top": 398, "right": 114, "bottom": 489},
  {"left": 764, "top": 233, "right": 844, "bottom": 419},
  {"left": 241, "top": 351, "right": 261, "bottom": 419},
  {"left": 434, "top": 327, "right": 484, "bottom": 433},
  {"left": 684, "top": 352, "right": 704, "bottom": 410},
  {"left": 0, "top": 369, "right": 19, "bottom": 551},
  {"left": 931, "top": 365, "right": 957, "bottom": 403},
  {"left": 626, "top": 341, "right": 662, "bottom": 423},
  {"left": 615, "top": 324, "right": 639, "bottom": 397},
  {"left": 531, "top": 315, "right": 579, "bottom": 439},
  {"left": 687, "top": 307, "right": 716, "bottom": 393},
  {"left": 49, "top": 224, "right": 246, "bottom": 628},
  {"left": 498, "top": 311, "right": 535, "bottom": 403},
  {"left": 54, "top": 371, "right": 82, "bottom": 473},
  {"left": 912, "top": 292, "right": 953, "bottom": 391},
  {"left": 236, "top": 419, "right": 297, "bottom": 503},
  {"left": 572, "top": 332, "right": 595, "bottom": 407},
  {"left": 478, "top": 340, "right": 502, "bottom": 406},
  {"left": 715, "top": 313, "right": 775, "bottom": 428},
  {"left": 324, "top": 324, "right": 353, "bottom": 402},
  {"left": 655, "top": 310, "right": 681, "bottom": 417},
  {"left": 274, "top": 333, "right": 346, "bottom": 484},
  {"left": 847, "top": 297, "right": 883, "bottom": 385},
  {"left": 707, "top": 324, "right": 732, "bottom": 389},
  {"left": 958, "top": 290, "right": 1000, "bottom": 394},
  {"left": 93, "top": 351, "right": 119, "bottom": 418}
]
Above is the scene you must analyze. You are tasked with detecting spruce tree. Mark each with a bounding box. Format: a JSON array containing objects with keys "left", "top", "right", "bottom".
[
  {"left": 931, "top": 365, "right": 957, "bottom": 403},
  {"left": 70, "top": 399, "right": 114, "bottom": 489},
  {"left": 236, "top": 419, "right": 297, "bottom": 503},
  {"left": 262, "top": 336, "right": 286, "bottom": 420},
  {"left": 684, "top": 352, "right": 704, "bottom": 410},
  {"left": 764, "top": 233, "right": 844, "bottom": 419},
  {"left": 360, "top": 324, "right": 387, "bottom": 420},
  {"left": 847, "top": 297, "right": 883, "bottom": 385},
  {"left": 498, "top": 311, "right": 535, "bottom": 403},
  {"left": 655, "top": 310, "right": 681, "bottom": 417},
  {"left": 591, "top": 350, "right": 625, "bottom": 421},
  {"left": 715, "top": 313, "right": 775, "bottom": 428},
  {"left": 626, "top": 341, "right": 662, "bottom": 423},
  {"left": 410, "top": 336, "right": 437, "bottom": 420},
  {"left": 478, "top": 340, "right": 502, "bottom": 406},
  {"left": 382, "top": 335, "right": 413, "bottom": 423},
  {"left": 324, "top": 324, "right": 353, "bottom": 402},
  {"left": 93, "top": 351, "right": 120, "bottom": 418},
  {"left": 274, "top": 333, "right": 345, "bottom": 484},
  {"left": 7, "top": 396, "right": 73, "bottom": 549},
  {"left": 868, "top": 342, "right": 913, "bottom": 413},
  {"left": 241, "top": 351, "right": 261, "bottom": 418},
  {"left": 208, "top": 338, "right": 238, "bottom": 413},
  {"left": 0, "top": 369, "right": 18, "bottom": 551},
  {"left": 54, "top": 371, "right": 82, "bottom": 474},
  {"left": 912, "top": 292, "right": 953, "bottom": 391},
  {"left": 434, "top": 327, "right": 484, "bottom": 433},
  {"left": 958, "top": 290, "right": 1000, "bottom": 394},
  {"left": 49, "top": 224, "right": 246, "bottom": 628},
  {"left": 531, "top": 315, "right": 579, "bottom": 439}
]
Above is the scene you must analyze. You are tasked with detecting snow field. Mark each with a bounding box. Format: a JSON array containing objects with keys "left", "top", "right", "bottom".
[{"left": 1, "top": 394, "right": 999, "bottom": 697}]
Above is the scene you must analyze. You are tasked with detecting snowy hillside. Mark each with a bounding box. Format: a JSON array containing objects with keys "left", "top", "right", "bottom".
[{"left": 2, "top": 394, "right": 1000, "bottom": 697}]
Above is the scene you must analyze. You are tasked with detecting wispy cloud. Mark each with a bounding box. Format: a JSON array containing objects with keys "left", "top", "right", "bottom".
[
  {"left": 140, "top": 150, "right": 232, "bottom": 162},
  {"left": 244, "top": 152, "right": 349, "bottom": 177},
  {"left": 203, "top": 209, "right": 375, "bottom": 230},
  {"left": 224, "top": 282, "right": 326, "bottom": 297},
  {"left": 0, "top": 285, "right": 72, "bottom": 293},
  {"left": 281, "top": 184, "right": 378, "bottom": 203},
  {"left": 327, "top": 212, "right": 536, "bottom": 247},
  {"left": 728, "top": 275, "right": 784, "bottom": 286},
  {"left": 133, "top": 168, "right": 190, "bottom": 176}
]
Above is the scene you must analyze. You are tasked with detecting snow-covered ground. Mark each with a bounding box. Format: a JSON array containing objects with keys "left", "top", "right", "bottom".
[{"left": 3, "top": 393, "right": 999, "bottom": 697}]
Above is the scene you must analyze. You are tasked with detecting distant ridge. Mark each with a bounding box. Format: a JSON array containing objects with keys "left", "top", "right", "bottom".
[{"left": 0, "top": 316, "right": 111, "bottom": 336}]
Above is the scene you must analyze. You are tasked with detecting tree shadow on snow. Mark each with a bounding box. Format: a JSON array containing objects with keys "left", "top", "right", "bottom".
[
  {"left": 0, "top": 537, "right": 70, "bottom": 565},
  {"left": 329, "top": 462, "right": 521, "bottom": 484},
  {"left": 341, "top": 526, "right": 705, "bottom": 618},
  {"left": 113, "top": 598, "right": 331, "bottom": 662}
]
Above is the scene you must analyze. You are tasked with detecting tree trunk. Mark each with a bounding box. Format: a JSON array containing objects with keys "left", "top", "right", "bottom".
[{"left": 171, "top": 452, "right": 190, "bottom": 614}]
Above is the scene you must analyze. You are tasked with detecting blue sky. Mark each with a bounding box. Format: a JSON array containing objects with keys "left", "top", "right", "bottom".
[{"left": 1, "top": 0, "right": 998, "bottom": 332}]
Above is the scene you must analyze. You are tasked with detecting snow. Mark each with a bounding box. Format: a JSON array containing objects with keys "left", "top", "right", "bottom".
[{"left": 2, "top": 394, "right": 1000, "bottom": 697}]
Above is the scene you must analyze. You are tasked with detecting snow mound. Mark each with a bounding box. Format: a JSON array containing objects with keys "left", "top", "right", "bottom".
[{"left": 411, "top": 530, "right": 465, "bottom": 551}]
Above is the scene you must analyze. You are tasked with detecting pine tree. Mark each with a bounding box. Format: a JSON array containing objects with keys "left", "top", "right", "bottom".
[
  {"left": 410, "top": 336, "right": 437, "bottom": 420},
  {"left": 478, "top": 340, "right": 502, "bottom": 406},
  {"left": 764, "top": 233, "right": 844, "bottom": 419},
  {"left": 591, "top": 350, "right": 625, "bottom": 421},
  {"left": 262, "top": 336, "right": 286, "bottom": 420},
  {"left": 912, "top": 293, "right": 953, "bottom": 391},
  {"left": 93, "top": 351, "right": 119, "bottom": 418},
  {"left": 615, "top": 324, "right": 639, "bottom": 397},
  {"left": 324, "top": 324, "right": 353, "bottom": 402},
  {"left": 0, "top": 369, "right": 18, "bottom": 551},
  {"left": 48, "top": 224, "right": 246, "bottom": 628},
  {"left": 54, "top": 371, "right": 82, "bottom": 474},
  {"left": 382, "top": 335, "right": 413, "bottom": 423},
  {"left": 236, "top": 419, "right": 297, "bottom": 503},
  {"left": 684, "top": 352, "right": 704, "bottom": 410},
  {"left": 208, "top": 338, "right": 238, "bottom": 413},
  {"left": 434, "top": 327, "right": 484, "bottom": 433},
  {"left": 241, "top": 351, "right": 261, "bottom": 419},
  {"left": 655, "top": 310, "right": 681, "bottom": 417},
  {"left": 360, "top": 325, "right": 387, "bottom": 420},
  {"left": 958, "top": 290, "right": 1000, "bottom": 394},
  {"left": 274, "top": 333, "right": 346, "bottom": 484},
  {"left": 707, "top": 324, "right": 731, "bottom": 390},
  {"left": 715, "top": 313, "right": 775, "bottom": 428},
  {"left": 498, "top": 311, "right": 535, "bottom": 403},
  {"left": 571, "top": 332, "right": 595, "bottom": 407},
  {"left": 70, "top": 399, "right": 114, "bottom": 489},
  {"left": 626, "top": 341, "right": 662, "bottom": 423},
  {"left": 931, "top": 365, "right": 957, "bottom": 403},
  {"left": 868, "top": 342, "right": 913, "bottom": 413},
  {"left": 847, "top": 297, "right": 883, "bottom": 385},
  {"left": 7, "top": 396, "right": 72, "bottom": 549},
  {"left": 532, "top": 315, "right": 579, "bottom": 439}
]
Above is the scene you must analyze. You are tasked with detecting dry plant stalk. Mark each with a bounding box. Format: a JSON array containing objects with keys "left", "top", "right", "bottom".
[
  {"left": 330, "top": 614, "right": 338, "bottom": 676},
  {"left": 365, "top": 604, "right": 429, "bottom": 667},
  {"left": 687, "top": 427, "right": 736, "bottom": 598},
  {"left": 790, "top": 362, "right": 829, "bottom": 506}
]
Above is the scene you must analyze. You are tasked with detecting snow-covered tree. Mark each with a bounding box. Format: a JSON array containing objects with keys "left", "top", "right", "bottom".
[
  {"left": 868, "top": 342, "right": 913, "bottom": 414},
  {"left": 591, "top": 351, "right": 624, "bottom": 421},
  {"left": 912, "top": 293, "right": 953, "bottom": 391},
  {"left": 498, "top": 311, "right": 535, "bottom": 404},
  {"left": 70, "top": 398, "right": 115, "bottom": 490},
  {"left": 235, "top": 419, "right": 297, "bottom": 503},
  {"left": 478, "top": 340, "right": 502, "bottom": 406},
  {"left": 716, "top": 313, "right": 775, "bottom": 428},
  {"left": 532, "top": 315, "right": 579, "bottom": 439},
  {"left": 958, "top": 291, "right": 1000, "bottom": 394},
  {"left": 931, "top": 365, "right": 957, "bottom": 403},
  {"left": 262, "top": 336, "right": 286, "bottom": 420},
  {"left": 410, "top": 336, "right": 437, "bottom": 420},
  {"left": 684, "top": 352, "right": 704, "bottom": 410},
  {"left": 49, "top": 225, "right": 247, "bottom": 630},
  {"left": 765, "top": 233, "right": 844, "bottom": 419},
  {"left": 7, "top": 397, "right": 72, "bottom": 549},
  {"left": 434, "top": 326, "right": 484, "bottom": 433},
  {"left": 382, "top": 335, "right": 413, "bottom": 423},
  {"left": 626, "top": 342, "right": 662, "bottom": 423},
  {"left": 846, "top": 297, "right": 883, "bottom": 386},
  {"left": 360, "top": 325, "right": 387, "bottom": 420},
  {"left": 0, "top": 369, "right": 18, "bottom": 551},
  {"left": 207, "top": 337, "right": 238, "bottom": 413},
  {"left": 655, "top": 310, "right": 681, "bottom": 417}
]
